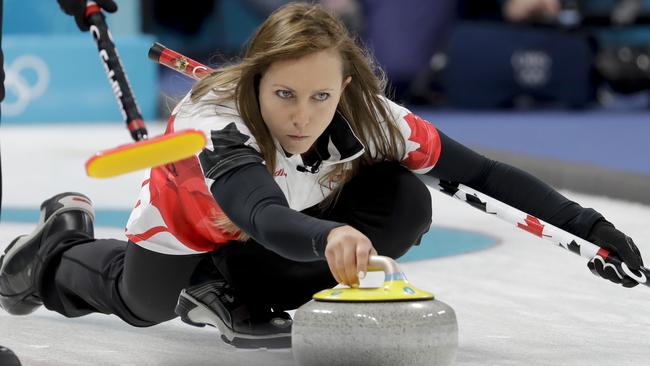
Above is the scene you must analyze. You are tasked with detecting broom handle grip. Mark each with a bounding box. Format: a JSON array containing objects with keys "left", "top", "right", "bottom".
[
  {"left": 148, "top": 42, "right": 212, "bottom": 81},
  {"left": 86, "top": 2, "right": 147, "bottom": 141}
]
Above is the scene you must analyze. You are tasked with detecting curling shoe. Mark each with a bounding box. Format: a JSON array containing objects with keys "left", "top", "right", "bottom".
[
  {"left": 0, "top": 192, "right": 94, "bottom": 315},
  {"left": 176, "top": 279, "right": 293, "bottom": 348}
]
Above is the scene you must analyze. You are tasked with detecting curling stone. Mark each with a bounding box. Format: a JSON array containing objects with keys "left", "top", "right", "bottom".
[{"left": 292, "top": 255, "right": 458, "bottom": 366}]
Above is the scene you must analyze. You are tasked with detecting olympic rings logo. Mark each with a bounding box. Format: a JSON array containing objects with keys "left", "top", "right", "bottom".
[
  {"left": 3, "top": 55, "right": 50, "bottom": 116},
  {"left": 511, "top": 50, "right": 551, "bottom": 88}
]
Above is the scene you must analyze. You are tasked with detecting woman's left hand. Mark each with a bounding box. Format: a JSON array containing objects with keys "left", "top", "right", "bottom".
[{"left": 587, "top": 220, "right": 644, "bottom": 288}]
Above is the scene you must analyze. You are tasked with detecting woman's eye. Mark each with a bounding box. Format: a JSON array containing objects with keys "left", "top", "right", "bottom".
[
  {"left": 275, "top": 90, "right": 293, "bottom": 99},
  {"left": 314, "top": 92, "right": 330, "bottom": 101}
]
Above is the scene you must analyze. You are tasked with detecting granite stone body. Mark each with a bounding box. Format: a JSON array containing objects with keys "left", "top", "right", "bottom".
[{"left": 292, "top": 298, "right": 458, "bottom": 366}]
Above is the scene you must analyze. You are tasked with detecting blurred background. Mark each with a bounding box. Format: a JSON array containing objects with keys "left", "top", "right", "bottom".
[{"left": 2, "top": 0, "right": 649, "bottom": 203}]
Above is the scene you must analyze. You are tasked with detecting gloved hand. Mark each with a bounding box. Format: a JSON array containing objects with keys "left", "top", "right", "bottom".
[
  {"left": 57, "top": 0, "right": 118, "bottom": 31},
  {"left": 587, "top": 220, "right": 644, "bottom": 288}
]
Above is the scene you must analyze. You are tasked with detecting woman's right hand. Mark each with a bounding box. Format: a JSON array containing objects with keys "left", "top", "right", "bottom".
[{"left": 325, "top": 225, "right": 377, "bottom": 287}]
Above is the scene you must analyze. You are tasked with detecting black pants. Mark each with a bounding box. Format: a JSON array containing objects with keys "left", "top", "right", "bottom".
[{"left": 40, "top": 162, "right": 432, "bottom": 326}]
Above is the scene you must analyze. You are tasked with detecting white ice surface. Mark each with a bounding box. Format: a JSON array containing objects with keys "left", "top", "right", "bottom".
[{"left": 1, "top": 124, "right": 650, "bottom": 365}]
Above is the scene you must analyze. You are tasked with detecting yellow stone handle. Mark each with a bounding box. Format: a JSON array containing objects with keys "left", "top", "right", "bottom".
[
  {"left": 359, "top": 255, "right": 409, "bottom": 290},
  {"left": 313, "top": 255, "right": 433, "bottom": 301},
  {"left": 367, "top": 255, "right": 402, "bottom": 276}
]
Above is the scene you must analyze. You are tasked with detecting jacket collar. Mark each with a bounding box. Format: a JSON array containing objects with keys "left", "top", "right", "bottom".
[
  {"left": 275, "top": 111, "right": 366, "bottom": 170},
  {"left": 318, "top": 110, "right": 365, "bottom": 166}
]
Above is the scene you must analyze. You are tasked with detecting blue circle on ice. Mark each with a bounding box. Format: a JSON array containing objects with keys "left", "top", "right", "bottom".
[{"left": 398, "top": 226, "right": 498, "bottom": 262}]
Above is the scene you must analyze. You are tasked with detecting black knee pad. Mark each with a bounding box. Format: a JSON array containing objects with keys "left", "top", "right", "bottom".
[{"left": 334, "top": 162, "right": 433, "bottom": 259}]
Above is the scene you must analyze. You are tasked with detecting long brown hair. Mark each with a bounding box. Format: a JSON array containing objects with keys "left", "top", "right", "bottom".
[{"left": 191, "top": 2, "right": 405, "bottom": 236}]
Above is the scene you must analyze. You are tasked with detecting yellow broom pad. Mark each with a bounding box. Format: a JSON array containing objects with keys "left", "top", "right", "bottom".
[{"left": 85, "top": 129, "right": 206, "bottom": 178}]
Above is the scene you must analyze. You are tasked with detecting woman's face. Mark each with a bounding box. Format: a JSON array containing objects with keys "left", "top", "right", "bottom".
[{"left": 258, "top": 49, "right": 351, "bottom": 155}]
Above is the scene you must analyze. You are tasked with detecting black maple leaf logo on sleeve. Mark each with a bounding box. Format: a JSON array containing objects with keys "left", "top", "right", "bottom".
[{"left": 567, "top": 240, "right": 581, "bottom": 255}]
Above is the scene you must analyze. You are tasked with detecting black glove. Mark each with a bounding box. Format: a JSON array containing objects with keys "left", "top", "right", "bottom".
[
  {"left": 57, "top": 0, "right": 118, "bottom": 31},
  {"left": 587, "top": 220, "right": 644, "bottom": 288}
]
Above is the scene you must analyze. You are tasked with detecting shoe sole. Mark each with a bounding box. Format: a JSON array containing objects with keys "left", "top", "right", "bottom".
[
  {"left": 0, "top": 236, "right": 34, "bottom": 312},
  {"left": 0, "top": 194, "right": 94, "bottom": 276},
  {"left": 176, "top": 289, "right": 291, "bottom": 347},
  {"left": 221, "top": 334, "right": 291, "bottom": 349}
]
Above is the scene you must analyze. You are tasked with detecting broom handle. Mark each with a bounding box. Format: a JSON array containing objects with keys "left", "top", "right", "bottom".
[{"left": 86, "top": 1, "right": 147, "bottom": 141}]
